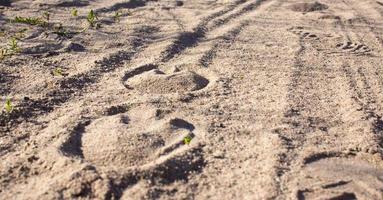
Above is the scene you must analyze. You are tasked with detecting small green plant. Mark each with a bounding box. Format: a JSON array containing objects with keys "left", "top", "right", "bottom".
[
  {"left": 8, "top": 37, "right": 20, "bottom": 53},
  {"left": 71, "top": 8, "right": 78, "bottom": 17},
  {"left": 1, "top": 37, "right": 22, "bottom": 60},
  {"left": 87, "top": 10, "right": 98, "bottom": 28},
  {"left": 0, "top": 48, "right": 9, "bottom": 60},
  {"left": 53, "top": 29, "right": 69, "bottom": 37},
  {"left": 13, "top": 16, "right": 45, "bottom": 26},
  {"left": 52, "top": 23, "right": 69, "bottom": 37},
  {"left": 52, "top": 67, "right": 63, "bottom": 76},
  {"left": 114, "top": 11, "right": 122, "bottom": 22},
  {"left": 183, "top": 136, "right": 192, "bottom": 145},
  {"left": 4, "top": 97, "right": 13, "bottom": 113},
  {"left": 43, "top": 11, "right": 50, "bottom": 22}
]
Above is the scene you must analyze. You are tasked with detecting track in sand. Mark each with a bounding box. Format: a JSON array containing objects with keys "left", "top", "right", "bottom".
[{"left": 1, "top": 0, "right": 383, "bottom": 199}]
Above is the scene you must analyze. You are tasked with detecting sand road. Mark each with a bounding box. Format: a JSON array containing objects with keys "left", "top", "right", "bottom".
[{"left": 1, "top": 0, "right": 383, "bottom": 199}]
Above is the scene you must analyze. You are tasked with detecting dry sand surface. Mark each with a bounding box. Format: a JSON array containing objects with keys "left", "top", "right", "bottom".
[{"left": 1, "top": 0, "right": 383, "bottom": 199}]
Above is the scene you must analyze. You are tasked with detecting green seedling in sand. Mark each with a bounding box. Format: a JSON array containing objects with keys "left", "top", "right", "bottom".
[
  {"left": 43, "top": 11, "right": 50, "bottom": 22},
  {"left": 53, "top": 28, "right": 69, "bottom": 37},
  {"left": 183, "top": 136, "right": 192, "bottom": 145},
  {"left": 114, "top": 11, "right": 122, "bottom": 22},
  {"left": 52, "top": 67, "right": 63, "bottom": 76},
  {"left": 71, "top": 8, "right": 78, "bottom": 17},
  {"left": 4, "top": 97, "right": 13, "bottom": 113},
  {"left": 9, "top": 37, "right": 20, "bottom": 53},
  {"left": 87, "top": 10, "right": 98, "bottom": 28},
  {"left": 13, "top": 16, "right": 45, "bottom": 26},
  {"left": 1, "top": 37, "right": 22, "bottom": 60},
  {"left": 0, "top": 48, "right": 9, "bottom": 60},
  {"left": 52, "top": 23, "right": 69, "bottom": 37}
]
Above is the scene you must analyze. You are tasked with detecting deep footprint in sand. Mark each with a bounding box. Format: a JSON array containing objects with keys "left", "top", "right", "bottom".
[
  {"left": 124, "top": 69, "right": 209, "bottom": 94},
  {"left": 295, "top": 154, "right": 383, "bottom": 199},
  {"left": 79, "top": 105, "right": 196, "bottom": 168}
]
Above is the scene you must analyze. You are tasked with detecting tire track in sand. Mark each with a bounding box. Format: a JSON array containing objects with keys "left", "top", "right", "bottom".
[
  {"left": 122, "top": 0, "right": 271, "bottom": 81},
  {"left": 274, "top": 4, "right": 376, "bottom": 196},
  {"left": 281, "top": 2, "right": 383, "bottom": 198}
]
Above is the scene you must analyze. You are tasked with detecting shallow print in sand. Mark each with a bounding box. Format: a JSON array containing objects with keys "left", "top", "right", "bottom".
[{"left": 1, "top": 0, "right": 383, "bottom": 199}]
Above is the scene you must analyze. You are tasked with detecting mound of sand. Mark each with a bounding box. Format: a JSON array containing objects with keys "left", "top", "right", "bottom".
[
  {"left": 126, "top": 69, "right": 209, "bottom": 94},
  {"left": 290, "top": 2, "right": 328, "bottom": 12}
]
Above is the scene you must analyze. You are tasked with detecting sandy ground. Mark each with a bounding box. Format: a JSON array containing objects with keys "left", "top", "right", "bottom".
[{"left": 1, "top": 0, "right": 383, "bottom": 199}]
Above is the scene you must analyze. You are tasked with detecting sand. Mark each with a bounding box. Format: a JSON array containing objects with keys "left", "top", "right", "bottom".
[{"left": 1, "top": 0, "right": 383, "bottom": 199}]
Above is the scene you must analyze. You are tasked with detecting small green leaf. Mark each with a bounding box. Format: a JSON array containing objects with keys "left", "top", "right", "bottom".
[
  {"left": 0, "top": 48, "right": 9, "bottom": 60},
  {"left": 5, "top": 97, "right": 13, "bottom": 113},
  {"left": 53, "top": 67, "right": 63, "bottom": 76},
  {"left": 87, "top": 10, "right": 98, "bottom": 28},
  {"left": 13, "top": 16, "right": 45, "bottom": 26},
  {"left": 9, "top": 37, "right": 20, "bottom": 53},
  {"left": 114, "top": 11, "right": 122, "bottom": 22},
  {"left": 183, "top": 136, "right": 192, "bottom": 145},
  {"left": 71, "top": 8, "right": 78, "bottom": 17},
  {"left": 43, "top": 11, "right": 50, "bottom": 22},
  {"left": 52, "top": 24, "right": 70, "bottom": 37}
]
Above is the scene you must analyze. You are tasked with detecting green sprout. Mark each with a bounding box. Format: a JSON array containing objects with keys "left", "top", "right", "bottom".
[
  {"left": 42, "top": 11, "right": 50, "bottom": 22},
  {"left": 114, "top": 11, "right": 122, "bottom": 22},
  {"left": 52, "top": 67, "right": 63, "bottom": 76},
  {"left": 52, "top": 23, "right": 69, "bottom": 37},
  {"left": 53, "top": 29, "right": 69, "bottom": 37},
  {"left": 71, "top": 8, "right": 78, "bottom": 17},
  {"left": 0, "top": 48, "right": 9, "bottom": 60},
  {"left": 87, "top": 10, "right": 98, "bottom": 28},
  {"left": 13, "top": 16, "right": 45, "bottom": 26},
  {"left": 183, "top": 136, "right": 192, "bottom": 145},
  {"left": 9, "top": 37, "right": 20, "bottom": 53},
  {"left": 1, "top": 37, "right": 21, "bottom": 60},
  {"left": 4, "top": 97, "right": 13, "bottom": 113}
]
